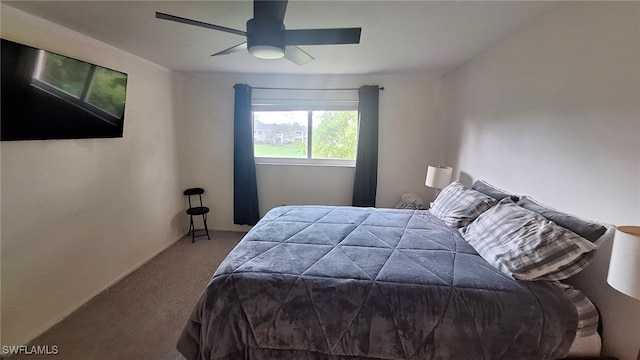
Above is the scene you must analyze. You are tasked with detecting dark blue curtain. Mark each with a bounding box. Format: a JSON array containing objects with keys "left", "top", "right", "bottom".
[
  {"left": 352, "top": 85, "right": 380, "bottom": 207},
  {"left": 233, "top": 84, "right": 260, "bottom": 225}
]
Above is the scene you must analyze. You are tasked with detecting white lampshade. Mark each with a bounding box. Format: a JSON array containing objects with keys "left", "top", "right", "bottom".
[
  {"left": 607, "top": 226, "right": 640, "bottom": 300},
  {"left": 425, "top": 166, "right": 453, "bottom": 190}
]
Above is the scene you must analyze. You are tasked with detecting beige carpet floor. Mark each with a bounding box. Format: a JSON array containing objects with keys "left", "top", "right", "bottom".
[{"left": 9, "top": 231, "right": 244, "bottom": 360}]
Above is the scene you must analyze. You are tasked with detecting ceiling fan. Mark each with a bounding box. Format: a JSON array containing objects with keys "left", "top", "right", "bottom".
[{"left": 156, "top": 0, "right": 362, "bottom": 66}]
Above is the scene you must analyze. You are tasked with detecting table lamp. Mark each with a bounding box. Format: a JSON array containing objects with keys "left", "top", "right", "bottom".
[
  {"left": 425, "top": 165, "right": 452, "bottom": 199},
  {"left": 606, "top": 226, "right": 640, "bottom": 360}
]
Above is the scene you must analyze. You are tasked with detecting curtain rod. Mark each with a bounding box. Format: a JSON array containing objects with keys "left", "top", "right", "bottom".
[{"left": 252, "top": 86, "right": 384, "bottom": 91}]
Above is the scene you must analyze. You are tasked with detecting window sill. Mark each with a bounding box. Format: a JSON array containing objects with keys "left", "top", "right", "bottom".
[{"left": 255, "top": 157, "right": 355, "bottom": 168}]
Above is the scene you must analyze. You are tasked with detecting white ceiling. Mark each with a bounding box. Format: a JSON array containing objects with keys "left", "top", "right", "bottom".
[{"left": 3, "top": 1, "right": 557, "bottom": 75}]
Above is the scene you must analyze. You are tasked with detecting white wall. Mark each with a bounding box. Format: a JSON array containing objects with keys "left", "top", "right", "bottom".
[
  {"left": 441, "top": 2, "right": 640, "bottom": 359},
  {"left": 175, "top": 73, "right": 443, "bottom": 231},
  {"left": 0, "top": 5, "right": 184, "bottom": 346}
]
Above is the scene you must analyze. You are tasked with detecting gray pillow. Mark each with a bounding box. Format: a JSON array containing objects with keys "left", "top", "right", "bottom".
[
  {"left": 517, "top": 196, "right": 607, "bottom": 243},
  {"left": 463, "top": 197, "right": 597, "bottom": 281},
  {"left": 430, "top": 181, "right": 497, "bottom": 228},
  {"left": 471, "top": 180, "right": 518, "bottom": 202}
]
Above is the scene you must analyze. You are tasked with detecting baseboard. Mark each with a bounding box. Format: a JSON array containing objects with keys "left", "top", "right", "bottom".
[
  {"left": 10, "top": 232, "right": 186, "bottom": 350},
  {"left": 212, "top": 226, "right": 252, "bottom": 233}
]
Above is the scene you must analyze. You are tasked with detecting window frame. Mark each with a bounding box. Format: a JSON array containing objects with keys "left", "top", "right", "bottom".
[{"left": 252, "top": 99, "right": 359, "bottom": 167}]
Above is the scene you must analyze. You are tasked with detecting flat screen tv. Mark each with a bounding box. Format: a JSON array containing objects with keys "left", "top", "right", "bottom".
[{"left": 1, "top": 39, "right": 128, "bottom": 141}]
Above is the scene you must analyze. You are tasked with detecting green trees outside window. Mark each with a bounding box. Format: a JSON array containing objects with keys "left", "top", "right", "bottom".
[
  {"left": 312, "top": 111, "right": 357, "bottom": 160},
  {"left": 253, "top": 110, "right": 357, "bottom": 160}
]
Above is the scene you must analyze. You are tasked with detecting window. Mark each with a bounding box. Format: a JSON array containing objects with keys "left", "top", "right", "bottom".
[
  {"left": 254, "top": 111, "right": 309, "bottom": 158},
  {"left": 252, "top": 98, "right": 358, "bottom": 166},
  {"left": 31, "top": 50, "right": 127, "bottom": 125}
]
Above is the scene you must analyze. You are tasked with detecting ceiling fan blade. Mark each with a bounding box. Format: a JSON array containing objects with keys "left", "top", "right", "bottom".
[
  {"left": 284, "top": 46, "right": 314, "bottom": 66},
  {"left": 212, "top": 42, "right": 248, "bottom": 56},
  {"left": 254, "top": 0, "right": 288, "bottom": 22},
  {"left": 156, "top": 12, "right": 246, "bottom": 37},
  {"left": 284, "top": 28, "right": 362, "bottom": 45}
]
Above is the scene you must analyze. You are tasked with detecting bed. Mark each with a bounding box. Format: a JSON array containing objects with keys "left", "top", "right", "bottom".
[{"left": 177, "top": 181, "right": 608, "bottom": 360}]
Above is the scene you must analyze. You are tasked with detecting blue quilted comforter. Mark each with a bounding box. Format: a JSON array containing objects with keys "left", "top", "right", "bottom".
[{"left": 177, "top": 206, "right": 577, "bottom": 360}]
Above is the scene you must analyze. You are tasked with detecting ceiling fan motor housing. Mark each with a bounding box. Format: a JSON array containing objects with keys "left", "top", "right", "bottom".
[{"left": 246, "top": 18, "right": 286, "bottom": 59}]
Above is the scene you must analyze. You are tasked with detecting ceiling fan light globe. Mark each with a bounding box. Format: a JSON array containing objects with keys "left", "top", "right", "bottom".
[{"left": 249, "top": 45, "right": 285, "bottom": 59}]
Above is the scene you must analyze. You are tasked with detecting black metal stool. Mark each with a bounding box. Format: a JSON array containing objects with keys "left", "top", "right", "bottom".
[{"left": 184, "top": 187, "right": 210, "bottom": 243}]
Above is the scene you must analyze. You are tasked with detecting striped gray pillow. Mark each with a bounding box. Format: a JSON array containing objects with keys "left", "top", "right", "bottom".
[
  {"left": 553, "top": 282, "right": 599, "bottom": 337},
  {"left": 462, "top": 198, "right": 597, "bottom": 281},
  {"left": 429, "top": 181, "right": 497, "bottom": 228}
]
